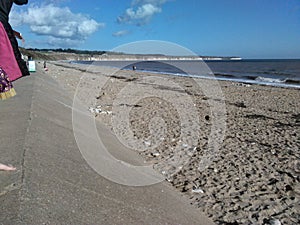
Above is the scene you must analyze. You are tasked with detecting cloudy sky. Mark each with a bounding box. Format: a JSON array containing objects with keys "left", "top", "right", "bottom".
[{"left": 10, "top": 0, "right": 300, "bottom": 58}]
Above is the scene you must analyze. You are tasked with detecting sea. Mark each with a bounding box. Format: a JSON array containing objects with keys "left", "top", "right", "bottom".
[{"left": 73, "top": 59, "right": 300, "bottom": 89}]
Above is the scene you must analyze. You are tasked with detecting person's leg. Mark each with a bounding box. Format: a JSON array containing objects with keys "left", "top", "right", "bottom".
[{"left": 0, "top": 163, "right": 16, "bottom": 171}]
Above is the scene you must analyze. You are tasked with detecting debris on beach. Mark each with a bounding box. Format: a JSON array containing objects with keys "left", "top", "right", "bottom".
[
  {"left": 95, "top": 108, "right": 102, "bottom": 114},
  {"left": 191, "top": 188, "right": 204, "bottom": 194},
  {"left": 88, "top": 106, "right": 112, "bottom": 115},
  {"left": 263, "top": 218, "right": 282, "bottom": 225},
  {"left": 88, "top": 107, "right": 96, "bottom": 113},
  {"left": 144, "top": 141, "right": 151, "bottom": 147},
  {"left": 294, "top": 160, "right": 300, "bottom": 173},
  {"left": 151, "top": 152, "right": 160, "bottom": 157},
  {"left": 182, "top": 143, "right": 189, "bottom": 148},
  {"left": 234, "top": 82, "right": 251, "bottom": 87},
  {"left": 234, "top": 101, "right": 247, "bottom": 108}
]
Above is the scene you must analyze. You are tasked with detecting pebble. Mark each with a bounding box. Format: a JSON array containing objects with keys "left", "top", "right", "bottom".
[
  {"left": 182, "top": 143, "right": 189, "bottom": 148},
  {"left": 294, "top": 160, "right": 300, "bottom": 172},
  {"left": 95, "top": 108, "right": 102, "bottom": 114},
  {"left": 192, "top": 188, "right": 204, "bottom": 194},
  {"left": 263, "top": 218, "right": 281, "bottom": 225},
  {"left": 88, "top": 107, "right": 95, "bottom": 113},
  {"left": 152, "top": 152, "right": 160, "bottom": 157},
  {"left": 144, "top": 141, "right": 151, "bottom": 146}
]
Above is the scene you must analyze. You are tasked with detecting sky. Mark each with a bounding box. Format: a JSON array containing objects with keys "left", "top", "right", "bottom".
[{"left": 9, "top": 0, "right": 300, "bottom": 59}]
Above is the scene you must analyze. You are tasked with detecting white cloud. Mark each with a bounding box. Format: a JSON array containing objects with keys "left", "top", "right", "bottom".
[
  {"left": 131, "top": 0, "right": 168, "bottom": 6},
  {"left": 11, "top": 4, "right": 104, "bottom": 47},
  {"left": 118, "top": 0, "right": 169, "bottom": 26},
  {"left": 126, "top": 4, "right": 161, "bottom": 20},
  {"left": 112, "top": 30, "right": 130, "bottom": 37},
  {"left": 47, "top": 36, "right": 84, "bottom": 48}
]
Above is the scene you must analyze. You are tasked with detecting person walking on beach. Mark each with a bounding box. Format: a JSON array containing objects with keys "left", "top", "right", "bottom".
[
  {"left": 0, "top": 0, "right": 29, "bottom": 81},
  {"left": 0, "top": 0, "right": 29, "bottom": 171}
]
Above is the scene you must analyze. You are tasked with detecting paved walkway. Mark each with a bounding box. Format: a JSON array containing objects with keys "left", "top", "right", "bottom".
[{"left": 0, "top": 67, "right": 214, "bottom": 225}]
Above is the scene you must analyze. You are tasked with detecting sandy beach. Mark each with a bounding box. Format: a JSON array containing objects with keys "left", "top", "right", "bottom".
[{"left": 43, "top": 61, "right": 299, "bottom": 225}]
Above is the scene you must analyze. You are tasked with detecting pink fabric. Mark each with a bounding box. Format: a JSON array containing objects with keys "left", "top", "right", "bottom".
[{"left": 0, "top": 22, "right": 22, "bottom": 81}]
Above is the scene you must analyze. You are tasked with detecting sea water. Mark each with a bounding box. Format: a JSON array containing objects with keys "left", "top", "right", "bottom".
[{"left": 73, "top": 59, "right": 300, "bottom": 89}]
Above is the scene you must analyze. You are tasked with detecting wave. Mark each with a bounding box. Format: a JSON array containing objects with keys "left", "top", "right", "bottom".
[
  {"left": 255, "top": 76, "right": 286, "bottom": 83},
  {"left": 130, "top": 70, "right": 300, "bottom": 88},
  {"left": 285, "top": 79, "right": 300, "bottom": 85},
  {"left": 214, "top": 73, "right": 236, "bottom": 78},
  {"left": 213, "top": 72, "right": 300, "bottom": 86},
  {"left": 72, "top": 61, "right": 300, "bottom": 89}
]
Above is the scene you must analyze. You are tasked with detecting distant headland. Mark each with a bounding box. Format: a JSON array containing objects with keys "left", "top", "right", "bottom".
[{"left": 20, "top": 48, "right": 242, "bottom": 61}]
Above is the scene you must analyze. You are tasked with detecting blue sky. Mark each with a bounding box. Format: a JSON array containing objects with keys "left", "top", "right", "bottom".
[{"left": 10, "top": 0, "right": 300, "bottom": 59}]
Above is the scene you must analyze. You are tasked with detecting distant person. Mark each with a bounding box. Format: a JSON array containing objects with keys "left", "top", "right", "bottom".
[
  {"left": 0, "top": 0, "right": 30, "bottom": 81},
  {"left": 43, "top": 61, "right": 48, "bottom": 71}
]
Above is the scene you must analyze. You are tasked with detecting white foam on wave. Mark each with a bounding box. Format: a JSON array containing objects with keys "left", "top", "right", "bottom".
[{"left": 255, "top": 76, "right": 286, "bottom": 83}]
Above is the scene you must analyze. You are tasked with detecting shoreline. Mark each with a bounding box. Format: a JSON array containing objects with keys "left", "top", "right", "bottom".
[
  {"left": 44, "top": 61, "right": 299, "bottom": 224},
  {"left": 69, "top": 60, "right": 300, "bottom": 90}
]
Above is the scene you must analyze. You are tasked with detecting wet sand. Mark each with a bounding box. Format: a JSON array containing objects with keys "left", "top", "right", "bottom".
[{"left": 44, "top": 61, "right": 299, "bottom": 225}]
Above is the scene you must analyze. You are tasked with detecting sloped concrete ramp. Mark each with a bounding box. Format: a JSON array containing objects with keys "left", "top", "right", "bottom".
[{"left": 0, "top": 69, "right": 214, "bottom": 225}]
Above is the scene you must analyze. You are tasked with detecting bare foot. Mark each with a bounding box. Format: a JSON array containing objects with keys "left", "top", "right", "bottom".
[{"left": 0, "top": 163, "right": 16, "bottom": 171}]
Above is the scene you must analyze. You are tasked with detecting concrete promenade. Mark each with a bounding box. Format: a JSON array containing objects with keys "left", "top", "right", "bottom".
[{"left": 0, "top": 69, "right": 214, "bottom": 225}]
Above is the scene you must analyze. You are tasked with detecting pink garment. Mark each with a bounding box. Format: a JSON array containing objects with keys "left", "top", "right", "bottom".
[{"left": 0, "top": 22, "right": 22, "bottom": 81}]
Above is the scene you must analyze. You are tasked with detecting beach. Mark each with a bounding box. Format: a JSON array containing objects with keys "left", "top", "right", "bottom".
[{"left": 44, "top": 61, "right": 299, "bottom": 225}]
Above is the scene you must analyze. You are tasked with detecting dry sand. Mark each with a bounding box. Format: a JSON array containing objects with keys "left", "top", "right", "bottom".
[{"left": 41, "top": 61, "right": 299, "bottom": 225}]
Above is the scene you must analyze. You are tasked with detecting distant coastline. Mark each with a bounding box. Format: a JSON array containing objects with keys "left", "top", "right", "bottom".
[
  {"left": 84, "top": 55, "right": 243, "bottom": 61},
  {"left": 20, "top": 48, "right": 242, "bottom": 61}
]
